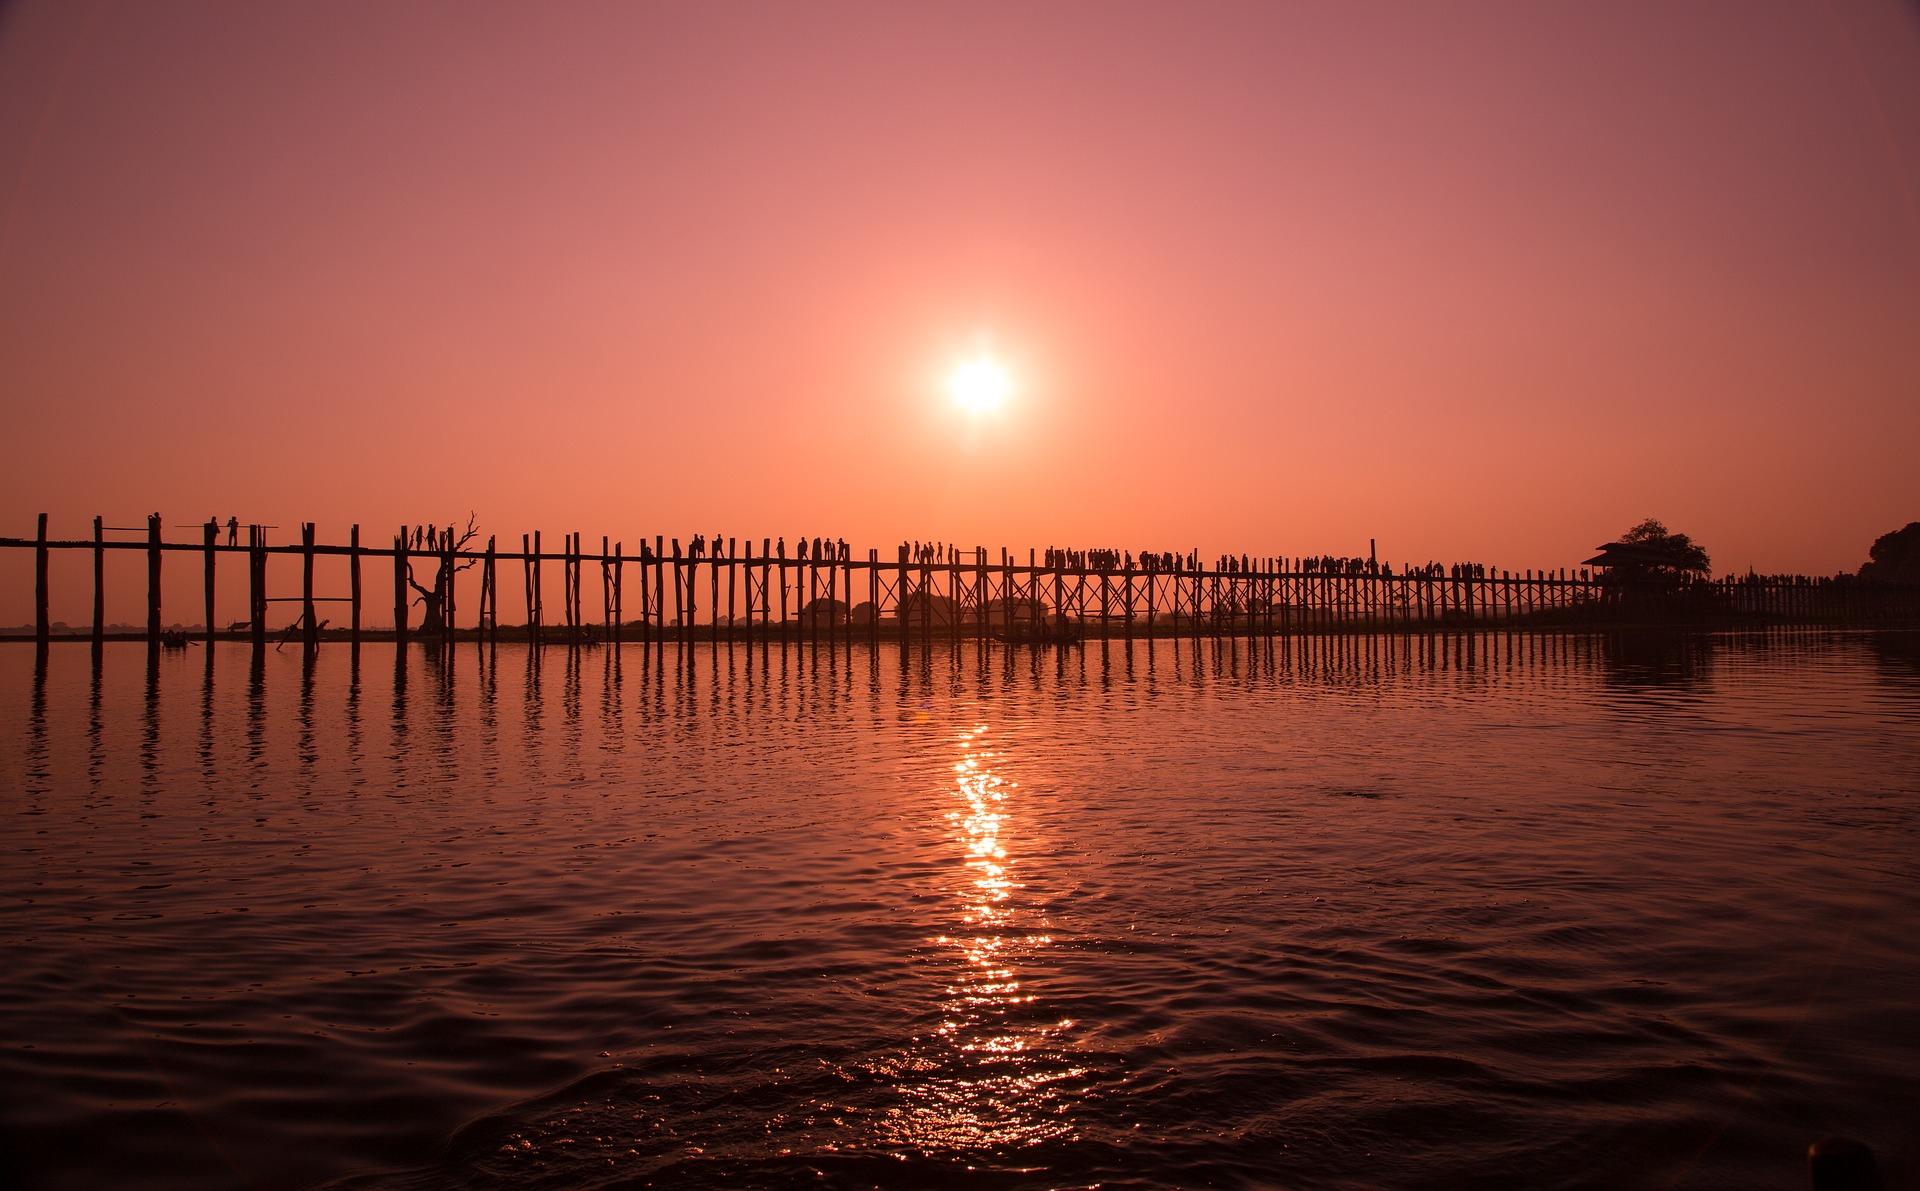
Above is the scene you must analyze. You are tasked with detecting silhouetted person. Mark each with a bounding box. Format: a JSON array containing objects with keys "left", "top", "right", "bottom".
[
  {"left": 1809, "top": 1138, "right": 1881, "bottom": 1191},
  {"left": 226, "top": 516, "right": 238, "bottom": 546}
]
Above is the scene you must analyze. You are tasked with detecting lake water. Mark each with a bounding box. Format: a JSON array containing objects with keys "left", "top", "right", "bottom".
[{"left": 3, "top": 632, "right": 1917, "bottom": 1190}]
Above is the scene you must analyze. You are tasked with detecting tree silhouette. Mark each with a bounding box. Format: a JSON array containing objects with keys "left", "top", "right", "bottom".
[
  {"left": 1585, "top": 518, "right": 1711, "bottom": 578},
  {"left": 1859, "top": 521, "right": 1920, "bottom": 583},
  {"left": 406, "top": 513, "right": 481, "bottom": 634}
]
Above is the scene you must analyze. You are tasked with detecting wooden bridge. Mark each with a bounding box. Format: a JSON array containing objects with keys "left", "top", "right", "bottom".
[{"left": 6, "top": 513, "right": 1917, "bottom": 653}]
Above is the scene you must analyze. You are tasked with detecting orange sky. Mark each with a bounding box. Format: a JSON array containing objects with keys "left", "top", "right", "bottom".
[{"left": 3, "top": 1, "right": 1919, "bottom": 623}]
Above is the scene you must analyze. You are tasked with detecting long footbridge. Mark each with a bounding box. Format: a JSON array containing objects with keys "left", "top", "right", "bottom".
[{"left": 6, "top": 514, "right": 1915, "bottom": 652}]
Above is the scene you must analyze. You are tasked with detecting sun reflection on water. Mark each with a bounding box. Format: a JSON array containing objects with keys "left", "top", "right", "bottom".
[{"left": 880, "top": 724, "right": 1086, "bottom": 1152}]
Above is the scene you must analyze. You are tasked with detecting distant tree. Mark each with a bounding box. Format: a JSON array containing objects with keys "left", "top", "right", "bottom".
[
  {"left": 1586, "top": 518, "right": 1711, "bottom": 578},
  {"left": 406, "top": 513, "right": 482, "bottom": 633},
  {"left": 1859, "top": 521, "right": 1920, "bottom": 583}
]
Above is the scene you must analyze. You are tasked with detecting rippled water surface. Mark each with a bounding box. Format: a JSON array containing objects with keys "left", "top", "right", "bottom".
[{"left": 4, "top": 632, "right": 1918, "bottom": 1190}]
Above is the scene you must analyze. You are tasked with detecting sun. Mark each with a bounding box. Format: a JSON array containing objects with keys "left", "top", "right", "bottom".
[{"left": 948, "top": 355, "right": 1011, "bottom": 414}]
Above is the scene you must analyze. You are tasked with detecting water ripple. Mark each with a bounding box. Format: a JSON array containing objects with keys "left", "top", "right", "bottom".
[{"left": 1, "top": 630, "right": 1916, "bottom": 1189}]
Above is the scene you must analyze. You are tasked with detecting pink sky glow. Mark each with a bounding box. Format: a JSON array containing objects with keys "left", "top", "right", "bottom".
[{"left": 2, "top": 1, "right": 1918, "bottom": 623}]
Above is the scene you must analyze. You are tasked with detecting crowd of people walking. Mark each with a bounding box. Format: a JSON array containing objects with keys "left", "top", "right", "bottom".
[{"left": 568, "top": 534, "right": 1505, "bottom": 583}]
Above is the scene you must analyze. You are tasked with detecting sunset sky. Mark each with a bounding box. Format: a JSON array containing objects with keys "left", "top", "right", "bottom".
[{"left": 2, "top": 1, "right": 1918, "bottom": 622}]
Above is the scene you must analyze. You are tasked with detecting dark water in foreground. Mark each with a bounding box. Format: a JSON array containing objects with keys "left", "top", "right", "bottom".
[{"left": 3, "top": 633, "right": 1917, "bottom": 1191}]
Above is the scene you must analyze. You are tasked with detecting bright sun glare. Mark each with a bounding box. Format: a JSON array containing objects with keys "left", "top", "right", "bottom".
[{"left": 948, "top": 355, "right": 1011, "bottom": 415}]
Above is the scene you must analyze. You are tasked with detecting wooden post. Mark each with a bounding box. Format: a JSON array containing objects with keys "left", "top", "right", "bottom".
[
  {"left": 532, "top": 530, "right": 544, "bottom": 646},
  {"left": 483, "top": 535, "right": 498, "bottom": 644},
  {"left": 890, "top": 545, "right": 902, "bottom": 643},
  {"left": 572, "top": 533, "right": 583, "bottom": 632},
  {"left": 689, "top": 540, "right": 701, "bottom": 643},
  {"left": 1058, "top": 550, "right": 1067, "bottom": 632},
  {"left": 471, "top": 536, "right": 488, "bottom": 650},
  {"left": 743, "top": 542, "right": 756, "bottom": 647},
  {"left": 1191, "top": 557, "right": 1200, "bottom": 639},
  {"left": 823, "top": 546, "right": 835, "bottom": 649},
  {"left": 92, "top": 515, "right": 105, "bottom": 648},
  {"left": 393, "top": 530, "right": 409, "bottom": 646},
  {"left": 522, "top": 534, "right": 535, "bottom": 645},
  {"left": 828, "top": 547, "right": 840, "bottom": 650},
  {"left": 1025, "top": 548, "right": 1036, "bottom": 639},
  {"left": 561, "top": 533, "right": 574, "bottom": 634},
  {"left": 1179, "top": 560, "right": 1188, "bottom": 640},
  {"left": 34, "top": 513, "right": 50, "bottom": 648},
  {"left": 350, "top": 525, "right": 363, "bottom": 646},
  {"left": 760, "top": 539, "right": 770, "bottom": 646},
  {"left": 727, "top": 538, "right": 738, "bottom": 640},
  {"left": 1277, "top": 560, "right": 1286, "bottom": 637},
  {"left": 202, "top": 519, "right": 218, "bottom": 647},
  {"left": 146, "top": 513, "right": 163, "bottom": 649},
  {"left": 440, "top": 528, "right": 455, "bottom": 647},
  {"left": 1254, "top": 560, "right": 1264, "bottom": 637},
  {"left": 1267, "top": 562, "right": 1276, "bottom": 638},
  {"left": 975, "top": 547, "right": 987, "bottom": 643},
  {"left": 653, "top": 535, "right": 665, "bottom": 646},
  {"left": 1169, "top": 561, "right": 1181, "bottom": 640},
  {"left": 300, "top": 523, "right": 318, "bottom": 649},
  {"left": 1027, "top": 548, "right": 1036, "bottom": 639},
  {"left": 1267, "top": 560, "right": 1276, "bottom": 638},
  {"left": 1297, "top": 560, "right": 1305, "bottom": 636},
  {"left": 673, "top": 538, "right": 685, "bottom": 648},
  {"left": 829, "top": 547, "right": 839, "bottom": 649},
  {"left": 812, "top": 545, "right": 824, "bottom": 646},
  {"left": 642, "top": 535, "right": 653, "bottom": 645},
  {"left": 612, "top": 541, "right": 623, "bottom": 644},
  {"left": 249, "top": 526, "right": 268, "bottom": 652},
  {"left": 1197, "top": 561, "right": 1207, "bottom": 640}
]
